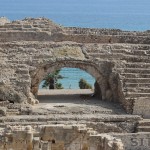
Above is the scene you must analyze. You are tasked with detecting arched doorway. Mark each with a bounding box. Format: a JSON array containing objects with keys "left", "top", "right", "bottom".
[
  {"left": 30, "top": 60, "right": 121, "bottom": 103},
  {"left": 29, "top": 60, "right": 125, "bottom": 115},
  {"left": 31, "top": 61, "right": 103, "bottom": 99}
]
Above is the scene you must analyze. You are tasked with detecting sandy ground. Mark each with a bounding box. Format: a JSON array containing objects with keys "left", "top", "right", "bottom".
[{"left": 33, "top": 89, "right": 126, "bottom": 115}]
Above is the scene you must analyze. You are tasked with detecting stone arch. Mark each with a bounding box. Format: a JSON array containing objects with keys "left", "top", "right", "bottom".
[{"left": 29, "top": 60, "right": 121, "bottom": 104}]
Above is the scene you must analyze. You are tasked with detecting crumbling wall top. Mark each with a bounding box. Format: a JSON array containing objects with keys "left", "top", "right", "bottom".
[{"left": 0, "top": 17, "right": 10, "bottom": 25}]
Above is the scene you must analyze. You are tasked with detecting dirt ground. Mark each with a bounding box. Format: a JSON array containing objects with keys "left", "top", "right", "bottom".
[{"left": 32, "top": 89, "right": 126, "bottom": 115}]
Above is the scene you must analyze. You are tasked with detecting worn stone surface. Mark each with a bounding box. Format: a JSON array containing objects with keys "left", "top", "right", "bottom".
[
  {"left": 133, "top": 98, "right": 150, "bottom": 118},
  {"left": 0, "top": 17, "right": 10, "bottom": 25},
  {"left": 0, "top": 18, "right": 150, "bottom": 116},
  {"left": 0, "top": 17, "right": 150, "bottom": 149},
  {"left": 0, "top": 85, "right": 26, "bottom": 103},
  {"left": 114, "top": 133, "right": 150, "bottom": 150},
  {"left": 0, "top": 107, "right": 6, "bottom": 116},
  {"left": 0, "top": 125, "right": 124, "bottom": 150}
]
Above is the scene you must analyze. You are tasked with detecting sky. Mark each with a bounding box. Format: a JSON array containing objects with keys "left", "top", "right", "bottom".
[{"left": 0, "top": 0, "right": 150, "bottom": 30}]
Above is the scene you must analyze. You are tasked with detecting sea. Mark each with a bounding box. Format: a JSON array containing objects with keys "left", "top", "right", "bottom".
[{"left": 1, "top": 0, "right": 150, "bottom": 89}]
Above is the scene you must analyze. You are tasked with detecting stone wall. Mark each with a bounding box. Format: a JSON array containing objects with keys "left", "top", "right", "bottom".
[
  {"left": 133, "top": 98, "right": 150, "bottom": 118},
  {"left": 0, "top": 125, "right": 124, "bottom": 150},
  {"left": 64, "top": 27, "right": 150, "bottom": 36},
  {"left": 0, "top": 18, "right": 150, "bottom": 117},
  {"left": 0, "top": 18, "right": 150, "bottom": 44},
  {"left": 113, "top": 133, "right": 150, "bottom": 150}
]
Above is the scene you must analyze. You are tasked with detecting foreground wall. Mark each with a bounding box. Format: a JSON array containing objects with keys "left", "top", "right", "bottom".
[
  {"left": 0, "top": 125, "right": 124, "bottom": 150},
  {"left": 114, "top": 133, "right": 150, "bottom": 150},
  {"left": 0, "top": 18, "right": 150, "bottom": 117}
]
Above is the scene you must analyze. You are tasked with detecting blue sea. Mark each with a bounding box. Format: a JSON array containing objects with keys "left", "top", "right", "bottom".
[
  {"left": 1, "top": 0, "right": 150, "bottom": 89},
  {"left": 39, "top": 68, "right": 95, "bottom": 89}
]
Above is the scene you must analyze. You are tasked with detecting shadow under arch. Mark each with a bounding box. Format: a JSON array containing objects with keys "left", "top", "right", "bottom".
[{"left": 30, "top": 60, "right": 121, "bottom": 104}]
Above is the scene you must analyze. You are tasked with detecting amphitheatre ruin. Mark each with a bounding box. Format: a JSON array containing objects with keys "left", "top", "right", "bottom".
[{"left": 0, "top": 17, "right": 150, "bottom": 150}]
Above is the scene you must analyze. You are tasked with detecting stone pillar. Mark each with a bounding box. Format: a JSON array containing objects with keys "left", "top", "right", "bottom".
[
  {"left": 94, "top": 81, "right": 102, "bottom": 99},
  {"left": 26, "top": 126, "right": 33, "bottom": 150},
  {"left": 99, "top": 79, "right": 108, "bottom": 101},
  {"left": 41, "top": 141, "right": 49, "bottom": 150},
  {"left": 33, "top": 137, "right": 41, "bottom": 150},
  {"left": 109, "top": 72, "right": 119, "bottom": 102},
  {"left": 31, "top": 86, "right": 38, "bottom": 97}
]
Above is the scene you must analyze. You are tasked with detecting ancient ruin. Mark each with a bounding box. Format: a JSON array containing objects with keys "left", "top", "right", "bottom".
[{"left": 0, "top": 17, "right": 150, "bottom": 149}]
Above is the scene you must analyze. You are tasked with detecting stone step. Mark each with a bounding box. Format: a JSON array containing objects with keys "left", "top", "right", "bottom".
[
  {"left": 21, "top": 74, "right": 30, "bottom": 80},
  {"left": 9, "top": 77, "right": 17, "bottom": 82},
  {"left": 17, "top": 64, "right": 28, "bottom": 68},
  {"left": 0, "top": 27, "right": 50, "bottom": 32},
  {"left": 22, "top": 28, "right": 40, "bottom": 31},
  {"left": 126, "top": 88, "right": 150, "bottom": 93},
  {"left": 113, "top": 45, "right": 150, "bottom": 50},
  {"left": 125, "top": 83, "right": 150, "bottom": 88},
  {"left": 6, "top": 111, "right": 20, "bottom": 116},
  {"left": 6, "top": 109, "right": 20, "bottom": 116},
  {"left": 86, "top": 49, "right": 129, "bottom": 54},
  {"left": 41, "top": 28, "right": 51, "bottom": 32},
  {"left": 16, "top": 80, "right": 30, "bottom": 84},
  {"left": 22, "top": 25, "right": 32, "bottom": 28},
  {"left": 2, "top": 24, "right": 23, "bottom": 28},
  {"left": 0, "top": 120, "right": 130, "bottom": 128},
  {"left": 0, "top": 122, "right": 48, "bottom": 127},
  {"left": 121, "top": 73, "right": 150, "bottom": 78},
  {"left": 128, "top": 50, "right": 149, "bottom": 56},
  {"left": 6, "top": 60, "right": 27, "bottom": 64},
  {"left": 8, "top": 27, "right": 23, "bottom": 31},
  {"left": 122, "top": 53, "right": 149, "bottom": 59},
  {"left": 0, "top": 114, "right": 141, "bottom": 123},
  {"left": 132, "top": 45, "right": 150, "bottom": 50},
  {"left": 89, "top": 53, "right": 123, "bottom": 59},
  {"left": 89, "top": 51, "right": 149, "bottom": 59},
  {"left": 0, "top": 28, "right": 7, "bottom": 31},
  {"left": 124, "top": 68, "right": 150, "bottom": 74},
  {"left": 125, "top": 63, "right": 150, "bottom": 68},
  {"left": 112, "top": 49, "right": 149, "bottom": 55},
  {"left": 138, "top": 119, "right": 150, "bottom": 126},
  {"left": 125, "top": 78, "right": 150, "bottom": 83},
  {"left": 16, "top": 68, "right": 29, "bottom": 74},
  {"left": 65, "top": 27, "right": 150, "bottom": 36},
  {"left": 127, "top": 92, "right": 150, "bottom": 97},
  {"left": 125, "top": 57, "right": 149, "bottom": 63},
  {"left": 137, "top": 126, "right": 150, "bottom": 132}
]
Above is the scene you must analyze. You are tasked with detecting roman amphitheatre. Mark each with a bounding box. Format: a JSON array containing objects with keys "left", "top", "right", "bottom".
[{"left": 0, "top": 17, "right": 150, "bottom": 150}]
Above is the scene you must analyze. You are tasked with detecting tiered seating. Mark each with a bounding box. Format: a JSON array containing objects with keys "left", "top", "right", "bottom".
[{"left": 137, "top": 119, "right": 150, "bottom": 132}]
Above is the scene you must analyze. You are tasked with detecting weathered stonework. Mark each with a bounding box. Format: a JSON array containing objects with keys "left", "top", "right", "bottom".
[
  {"left": 0, "top": 125, "right": 124, "bottom": 150},
  {"left": 114, "top": 133, "right": 150, "bottom": 150},
  {"left": 0, "top": 17, "right": 150, "bottom": 116},
  {"left": 0, "top": 17, "right": 150, "bottom": 149}
]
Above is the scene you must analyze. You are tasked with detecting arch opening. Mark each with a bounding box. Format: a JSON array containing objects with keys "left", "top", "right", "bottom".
[
  {"left": 37, "top": 67, "right": 97, "bottom": 106},
  {"left": 29, "top": 60, "right": 126, "bottom": 115},
  {"left": 39, "top": 67, "right": 96, "bottom": 90},
  {"left": 30, "top": 61, "right": 104, "bottom": 97},
  {"left": 30, "top": 60, "right": 124, "bottom": 109}
]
